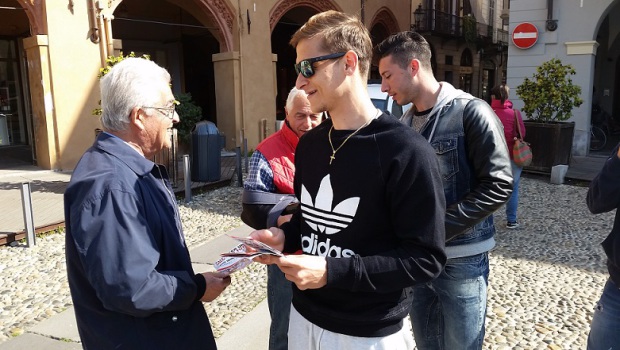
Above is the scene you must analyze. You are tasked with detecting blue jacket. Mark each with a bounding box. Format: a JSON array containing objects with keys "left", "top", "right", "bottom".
[
  {"left": 402, "top": 83, "right": 513, "bottom": 258},
  {"left": 64, "top": 133, "right": 215, "bottom": 350}
]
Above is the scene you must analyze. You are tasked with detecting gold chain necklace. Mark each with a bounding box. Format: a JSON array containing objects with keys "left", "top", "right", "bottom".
[{"left": 328, "top": 110, "right": 379, "bottom": 165}]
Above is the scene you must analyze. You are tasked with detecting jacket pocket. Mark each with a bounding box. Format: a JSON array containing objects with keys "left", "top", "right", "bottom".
[{"left": 431, "top": 138, "right": 459, "bottom": 180}]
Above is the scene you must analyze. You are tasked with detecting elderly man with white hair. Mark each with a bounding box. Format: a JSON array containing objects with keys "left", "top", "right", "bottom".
[{"left": 64, "top": 57, "right": 230, "bottom": 349}]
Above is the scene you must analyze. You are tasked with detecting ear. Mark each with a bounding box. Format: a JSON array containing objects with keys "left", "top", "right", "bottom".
[
  {"left": 410, "top": 59, "right": 421, "bottom": 78},
  {"left": 343, "top": 50, "right": 358, "bottom": 76},
  {"left": 130, "top": 107, "right": 147, "bottom": 131}
]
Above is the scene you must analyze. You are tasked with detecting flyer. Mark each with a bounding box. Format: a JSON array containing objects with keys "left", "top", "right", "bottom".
[{"left": 213, "top": 236, "right": 283, "bottom": 274}]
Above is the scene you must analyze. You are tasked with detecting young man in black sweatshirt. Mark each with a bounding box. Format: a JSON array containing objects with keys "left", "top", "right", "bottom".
[{"left": 249, "top": 10, "right": 446, "bottom": 349}]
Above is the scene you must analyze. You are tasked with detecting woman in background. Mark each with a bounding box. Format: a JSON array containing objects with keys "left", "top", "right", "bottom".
[{"left": 491, "top": 84, "right": 526, "bottom": 229}]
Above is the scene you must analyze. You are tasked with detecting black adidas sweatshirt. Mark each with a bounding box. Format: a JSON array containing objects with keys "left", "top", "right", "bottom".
[{"left": 280, "top": 113, "right": 447, "bottom": 337}]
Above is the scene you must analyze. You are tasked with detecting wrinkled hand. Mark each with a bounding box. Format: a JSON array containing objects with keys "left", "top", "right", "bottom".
[
  {"left": 199, "top": 272, "right": 231, "bottom": 302},
  {"left": 274, "top": 255, "right": 327, "bottom": 290}
]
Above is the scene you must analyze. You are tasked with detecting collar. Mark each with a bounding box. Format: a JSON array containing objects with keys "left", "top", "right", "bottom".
[
  {"left": 95, "top": 132, "right": 155, "bottom": 177},
  {"left": 281, "top": 121, "right": 300, "bottom": 149}
]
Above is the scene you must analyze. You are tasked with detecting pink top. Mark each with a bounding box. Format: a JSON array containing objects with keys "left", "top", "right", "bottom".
[{"left": 491, "top": 99, "right": 526, "bottom": 159}]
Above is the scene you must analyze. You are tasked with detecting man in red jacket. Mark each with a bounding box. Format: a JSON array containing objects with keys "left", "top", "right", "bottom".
[{"left": 241, "top": 87, "right": 322, "bottom": 350}]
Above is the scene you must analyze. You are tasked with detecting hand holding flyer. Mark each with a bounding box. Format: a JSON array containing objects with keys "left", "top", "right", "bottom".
[
  {"left": 213, "top": 236, "right": 283, "bottom": 274},
  {"left": 224, "top": 235, "right": 283, "bottom": 257}
]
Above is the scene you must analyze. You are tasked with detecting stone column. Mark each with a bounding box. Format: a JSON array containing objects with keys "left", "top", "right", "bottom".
[
  {"left": 22, "top": 35, "right": 58, "bottom": 170},
  {"left": 213, "top": 51, "right": 242, "bottom": 149}
]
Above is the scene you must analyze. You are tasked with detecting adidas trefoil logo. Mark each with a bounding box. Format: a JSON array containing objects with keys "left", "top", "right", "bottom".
[{"left": 300, "top": 174, "right": 359, "bottom": 235}]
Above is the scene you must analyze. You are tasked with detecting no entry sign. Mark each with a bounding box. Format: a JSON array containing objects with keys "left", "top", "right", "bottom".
[{"left": 512, "top": 22, "right": 538, "bottom": 49}]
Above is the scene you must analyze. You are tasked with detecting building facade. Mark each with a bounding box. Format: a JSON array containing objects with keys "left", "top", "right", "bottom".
[
  {"left": 0, "top": 0, "right": 505, "bottom": 170},
  {"left": 507, "top": 0, "right": 620, "bottom": 156},
  {"left": 411, "top": 0, "right": 509, "bottom": 102}
]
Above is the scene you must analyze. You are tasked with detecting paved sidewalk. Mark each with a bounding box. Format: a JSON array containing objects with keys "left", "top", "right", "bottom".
[
  {"left": 0, "top": 166, "right": 70, "bottom": 242},
  {"left": 0, "top": 224, "right": 270, "bottom": 350}
]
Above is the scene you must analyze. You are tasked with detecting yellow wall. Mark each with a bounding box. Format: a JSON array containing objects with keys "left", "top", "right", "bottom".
[
  {"left": 365, "top": 0, "right": 411, "bottom": 30},
  {"left": 45, "top": 1, "right": 102, "bottom": 170}
]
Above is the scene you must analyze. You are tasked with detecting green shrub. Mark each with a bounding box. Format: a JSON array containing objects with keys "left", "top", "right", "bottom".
[
  {"left": 174, "top": 92, "right": 203, "bottom": 143},
  {"left": 515, "top": 58, "right": 583, "bottom": 122}
]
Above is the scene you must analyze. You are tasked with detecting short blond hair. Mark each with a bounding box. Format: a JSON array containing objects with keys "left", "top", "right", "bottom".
[{"left": 290, "top": 10, "right": 372, "bottom": 81}]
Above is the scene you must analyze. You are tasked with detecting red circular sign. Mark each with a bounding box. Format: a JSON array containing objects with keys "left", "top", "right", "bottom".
[{"left": 512, "top": 22, "right": 539, "bottom": 49}]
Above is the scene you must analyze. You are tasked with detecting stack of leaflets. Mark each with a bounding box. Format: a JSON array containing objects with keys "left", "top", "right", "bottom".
[{"left": 214, "top": 236, "right": 283, "bottom": 275}]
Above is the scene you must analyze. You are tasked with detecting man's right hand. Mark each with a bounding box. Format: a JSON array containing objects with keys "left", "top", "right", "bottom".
[{"left": 199, "top": 272, "right": 231, "bottom": 302}]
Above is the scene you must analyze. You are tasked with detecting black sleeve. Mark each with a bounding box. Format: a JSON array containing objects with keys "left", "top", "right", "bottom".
[
  {"left": 240, "top": 203, "right": 273, "bottom": 230},
  {"left": 445, "top": 99, "right": 513, "bottom": 240},
  {"left": 587, "top": 143, "right": 620, "bottom": 214}
]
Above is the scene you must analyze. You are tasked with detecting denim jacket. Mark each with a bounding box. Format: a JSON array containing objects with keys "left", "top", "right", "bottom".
[{"left": 402, "top": 82, "right": 513, "bottom": 258}]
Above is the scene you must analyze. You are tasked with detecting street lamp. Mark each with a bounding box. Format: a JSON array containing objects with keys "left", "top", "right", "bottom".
[{"left": 413, "top": 4, "right": 424, "bottom": 31}]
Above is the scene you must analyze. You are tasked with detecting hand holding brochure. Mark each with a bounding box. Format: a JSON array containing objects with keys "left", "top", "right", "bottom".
[
  {"left": 222, "top": 235, "right": 283, "bottom": 257},
  {"left": 214, "top": 235, "right": 283, "bottom": 274}
]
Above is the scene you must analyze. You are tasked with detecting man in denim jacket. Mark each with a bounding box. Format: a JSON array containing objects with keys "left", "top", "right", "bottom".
[{"left": 375, "top": 32, "right": 513, "bottom": 349}]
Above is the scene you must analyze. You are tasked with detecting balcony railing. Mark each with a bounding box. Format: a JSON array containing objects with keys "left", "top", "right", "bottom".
[
  {"left": 412, "top": 9, "right": 493, "bottom": 41},
  {"left": 496, "top": 29, "right": 509, "bottom": 45},
  {"left": 414, "top": 9, "right": 462, "bottom": 37}
]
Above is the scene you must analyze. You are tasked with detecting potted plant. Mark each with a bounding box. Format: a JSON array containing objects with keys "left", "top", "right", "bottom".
[
  {"left": 174, "top": 92, "right": 203, "bottom": 153},
  {"left": 515, "top": 58, "right": 583, "bottom": 173}
]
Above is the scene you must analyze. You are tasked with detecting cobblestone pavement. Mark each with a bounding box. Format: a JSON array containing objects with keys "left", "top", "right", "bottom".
[{"left": 0, "top": 175, "right": 612, "bottom": 349}]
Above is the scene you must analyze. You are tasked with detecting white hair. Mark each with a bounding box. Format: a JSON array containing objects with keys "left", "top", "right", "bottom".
[
  {"left": 100, "top": 57, "right": 171, "bottom": 131},
  {"left": 285, "top": 87, "right": 309, "bottom": 113}
]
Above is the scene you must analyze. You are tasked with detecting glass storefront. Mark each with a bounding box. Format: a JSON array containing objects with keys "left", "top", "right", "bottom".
[
  {"left": 0, "top": 37, "right": 33, "bottom": 165},
  {"left": 0, "top": 39, "right": 27, "bottom": 144}
]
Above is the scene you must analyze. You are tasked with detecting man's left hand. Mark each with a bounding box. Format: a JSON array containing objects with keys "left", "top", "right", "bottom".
[{"left": 275, "top": 255, "right": 327, "bottom": 290}]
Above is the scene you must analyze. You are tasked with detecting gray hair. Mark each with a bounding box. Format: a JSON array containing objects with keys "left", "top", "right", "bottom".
[
  {"left": 285, "top": 87, "right": 308, "bottom": 113},
  {"left": 100, "top": 57, "right": 171, "bottom": 131}
]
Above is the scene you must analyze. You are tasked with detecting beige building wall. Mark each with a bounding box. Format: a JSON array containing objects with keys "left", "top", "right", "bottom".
[
  {"left": 45, "top": 1, "right": 102, "bottom": 170},
  {"left": 365, "top": 0, "right": 410, "bottom": 31}
]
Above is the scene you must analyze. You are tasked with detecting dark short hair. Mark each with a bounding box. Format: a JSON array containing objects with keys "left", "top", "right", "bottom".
[{"left": 374, "top": 31, "right": 432, "bottom": 70}]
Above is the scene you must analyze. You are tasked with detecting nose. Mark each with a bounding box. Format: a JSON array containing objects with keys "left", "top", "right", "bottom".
[
  {"left": 172, "top": 110, "right": 180, "bottom": 124},
  {"left": 302, "top": 115, "right": 313, "bottom": 129},
  {"left": 381, "top": 79, "right": 388, "bottom": 93},
  {"left": 296, "top": 73, "right": 308, "bottom": 90}
]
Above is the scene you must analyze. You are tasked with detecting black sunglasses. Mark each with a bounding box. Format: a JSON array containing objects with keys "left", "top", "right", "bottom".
[{"left": 294, "top": 52, "right": 346, "bottom": 78}]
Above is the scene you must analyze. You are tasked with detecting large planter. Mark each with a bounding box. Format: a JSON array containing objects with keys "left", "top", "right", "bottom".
[{"left": 523, "top": 121, "right": 575, "bottom": 174}]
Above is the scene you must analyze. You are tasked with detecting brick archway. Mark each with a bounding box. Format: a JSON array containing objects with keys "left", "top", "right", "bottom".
[
  {"left": 16, "top": 0, "right": 44, "bottom": 35},
  {"left": 269, "top": 0, "right": 341, "bottom": 33},
  {"left": 194, "top": 0, "right": 235, "bottom": 52},
  {"left": 369, "top": 7, "right": 400, "bottom": 35},
  {"left": 107, "top": 0, "right": 235, "bottom": 52}
]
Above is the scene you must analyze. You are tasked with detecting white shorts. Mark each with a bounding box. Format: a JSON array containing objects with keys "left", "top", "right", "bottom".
[{"left": 287, "top": 304, "right": 414, "bottom": 350}]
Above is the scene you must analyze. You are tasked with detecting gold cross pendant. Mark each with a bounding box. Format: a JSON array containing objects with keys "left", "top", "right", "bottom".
[{"left": 329, "top": 153, "right": 336, "bottom": 165}]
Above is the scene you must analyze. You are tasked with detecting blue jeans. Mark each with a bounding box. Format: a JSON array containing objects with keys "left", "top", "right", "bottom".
[
  {"left": 409, "top": 252, "right": 489, "bottom": 350},
  {"left": 587, "top": 279, "right": 620, "bottom": 350},
  {"left": 267, "top": 264, "right": 292, "bottom": 350},
  {"left": 506, "top": 160, "right": 522, "bottom": 223}
]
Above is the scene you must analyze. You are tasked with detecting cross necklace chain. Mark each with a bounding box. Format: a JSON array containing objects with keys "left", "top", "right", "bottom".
[{"left": 328, "top": 109, "right": 380, "bottom": 165}]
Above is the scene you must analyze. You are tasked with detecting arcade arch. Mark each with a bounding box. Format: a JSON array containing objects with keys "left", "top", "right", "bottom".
[{"left": 109, "top": 0, "right": 230, "bottom": 124}]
